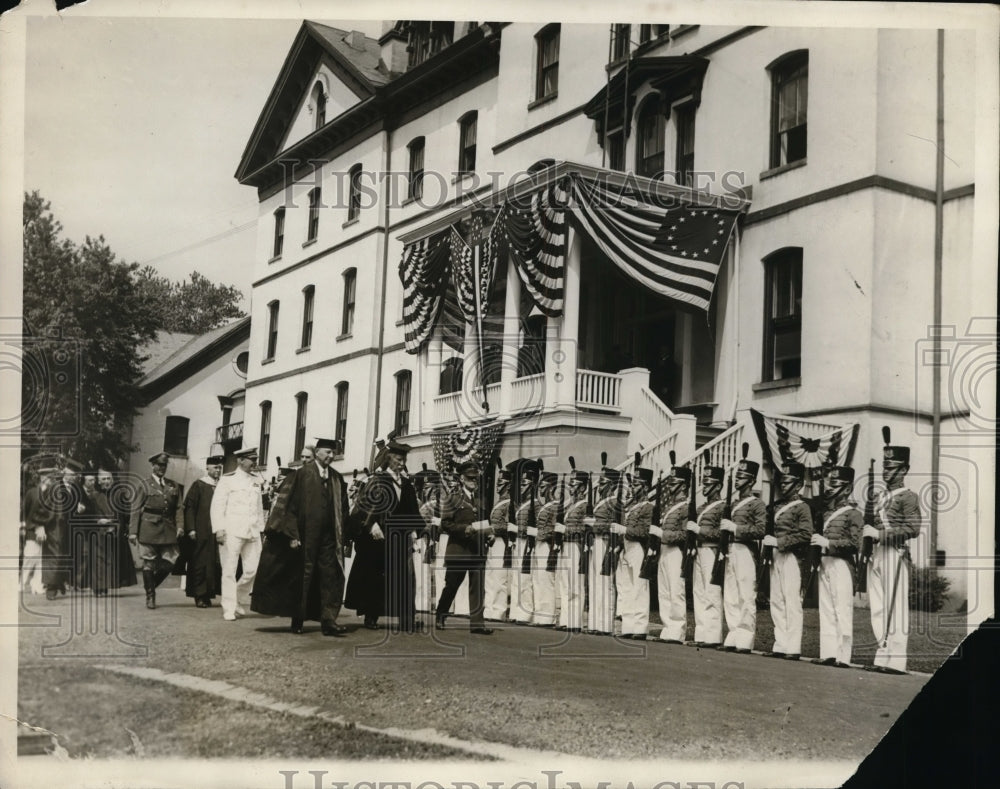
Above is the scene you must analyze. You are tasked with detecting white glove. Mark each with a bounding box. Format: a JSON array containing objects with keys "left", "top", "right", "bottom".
[
  {"left": 216, "top": 530, "right": 226, "bottom": 545},
  {"left": 610, "top": 523, "right": 626, "bottom": 535},
  {"left": 477, "top": 519, "right": 492, "bottom": 531},
  {"left": 810, "top": 534, "right": 830, "bottom": 549},
  {"left": 431, "top": 517, "right": 442, "bottom": 527},
  {"left": 862, "top": 524, "right": 881, "bottom": 540},
  {"left": 583, "top": 516, "right": 596, "bottom": 526},
  {"left": 506, "top": 523, "right": 518, "bottom": 534},
  {"left": 34, "top": 526, "right": 46, "bottom": 543},
  {"left": 685, "top": 520, "right": 700, "bottom": 534},
  {"left": 720, "top": 518, "right": 737, "bottom": 533},
  {"left": 370, "top": 523, "right": 385, "bottom": 541},
  {"left": 762, "top": 534, "right": 777, "bottom": 547}
]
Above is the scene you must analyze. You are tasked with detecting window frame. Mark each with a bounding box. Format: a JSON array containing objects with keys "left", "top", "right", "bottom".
[
  {"left": 674, "top": 101, "right": 696, "bottom": 187},
  {"left": 265, "top": 300, "right": 279, "bottom": 360},
  {"left": 272, "top": 207, "right": 285, "bottom": 259},
  {"left": 300, "top": 285, "right": 315, "bottom": 350},
  {"left": 293, "top": 392, "right": 308, "bottom": 460},
  {"left": 394, "top": 371, "right": 412, "bottom": 436},
  {"left": 163, "top": 415, "right": 190, "bottom": 457},
  {"left": 761, "top": 248, "right": 804, "bottom": 383},
  {"left": 768, "top": 50, "right": 809, "bottom": 169},
  {"left": 534, "top": 24, "right": 560, "bottom": 100},
  {"left": 611, "top": 24, "right": 631, "bottom": 62},
  {"left": 347, "top": 164, "right": 362, "bottom": 221},
  {"left": 635, "top": 97, "right": 666, "bottom": 179},
  {"left": 307, "top": 187, "right": 321, "bottom": 242},
  {"left": 341, "top": 268, "right": 357, "bottom": 336},
  {"left": 458, "top": 111, "right": 478, "bottom": 173},
  {"left": 335, "top": 382, "right": 349, "bottom": 453},
  {"left": 259, "top": 401, "right": 272, "bottom": 466},
  {"left": 407, "top": 137, "right": 425, "bottom": 201}
]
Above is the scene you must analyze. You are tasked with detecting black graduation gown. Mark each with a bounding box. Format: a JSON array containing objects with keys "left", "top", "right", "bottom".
[{"left": 183, "top": 479, "right": 221, "bottom": 599}]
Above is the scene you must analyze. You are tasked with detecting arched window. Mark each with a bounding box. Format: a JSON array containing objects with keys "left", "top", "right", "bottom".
[
  {"left": 635, "top": 98, "right": 665, "bottom": 178},
  {"left": 312, "top": 81, "right": 327, "bottom": 129},
  {"left": 293, "top": 392, "right": 308, "bottom": 459},
  {"left": 458, "top": 111, "right": 477, "bottom": 173},
  {"left": 163, "top": 416, "right": 190, "bottom": 457},
  {"left": 768, "top": 51, "right": 808, "bottom": 168},
  {"left": 335, "top": 382, "right": 349, "bottom": 452},
  {"left": 407, "top": 137, "right": 425, "bottom": 201},
  {"left": 762, "top": 248, "right": 803, "bottom": 382}
]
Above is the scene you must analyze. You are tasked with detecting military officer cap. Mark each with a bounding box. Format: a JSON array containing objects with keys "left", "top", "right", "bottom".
[
  {"left": 314, "top": 437, "right": 340, "bottom": 451},
  {"left": 206, "top": 455, "right": 225, "bottom": 466},
  {"left": 148, "top": 452, "right": 170, "bottom": 465},
  {"left": 825, "top": 465, "right": 855, "bottom": 485},
  {"left": 233, "top": 446, "right": 259, "bottom": 459},
  {"left": 455, "top": 460, "right": 480, "bottom": 478},
  {"left": 782, "top": 461, "right": 806, "bottom": 479},
  {"left": 634, "top": 467, "right": 654, "bottom": 486},
  {"left": 881, "top": 425, "right": 909, "bottom": 464}
]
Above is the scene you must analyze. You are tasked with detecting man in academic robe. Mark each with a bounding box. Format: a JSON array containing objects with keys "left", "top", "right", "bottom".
[
  {"left": 97, "top": 469, "right": 137, "bottom": 591},
  {"left": 183, "top": 455, "right": 224, "bottom": 608},
  {"left": 251, "top": 437, "right": 349, "bottom": 635}
]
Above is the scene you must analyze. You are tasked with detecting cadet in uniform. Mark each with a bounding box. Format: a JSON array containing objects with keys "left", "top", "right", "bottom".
[
  {"left": 656, "top": 458, "right": 691, "bottom": 643},
  {"left": 532, "top": 470, "right": 559, "bottom": 627},
  {"left": 585, "top": 459, "right": 620, "bottom": 635},
  {"left": 129, "top": 452, "right": 185, "bottom": 610},
  {"left": 720, "top": 450, "right": 767, "bottom": 653},
  {"left": 211, "top": 447, "right": 266, "bottom": 621},
  {"left": 557, "top": 463, "right": 589, "bottom": 632},
  {"left": 866, "top": 428, "right": 921, "bottom": 674},
  {"left": 688, "top": 463, "right": 725, "bottom": 647},
  {"left": 762, "top": 461, "right": 812, "bottom": 659},
  {"left": 618, "top": 466, "right": 653, "bottom": 639},
  {"left": 483, "top": 463, "right": 513, "bottom": 621},
  {"left": 512, "top": 460, "right": 538, "bottom": 625},
  {"left": 812, "top": 464, "right": 862, "bottom": 668}
]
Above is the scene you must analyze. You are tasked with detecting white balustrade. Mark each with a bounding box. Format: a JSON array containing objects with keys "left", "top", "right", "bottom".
[
  {"left": 773, "top": 414, "right": 845, "bottom": 437},
  {"left": 615, "top": 431, "right": 679, "bottom": 478},
  {"left": 679, "top": 422, "right": 746, "bottom": 481},
  {"left": 432, "top": 392, "right": 463, "bottom": 427},
  {"left": 575, "top": 369, "right": 622, "bottom": 411},
  {"left": 510, "top": 373, "right": 545, "bottom": 414}
]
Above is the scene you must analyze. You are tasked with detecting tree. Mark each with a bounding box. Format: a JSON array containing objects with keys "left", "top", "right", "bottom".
[{"left": 134, "top": 267, "right": 245, "bottom": 334}]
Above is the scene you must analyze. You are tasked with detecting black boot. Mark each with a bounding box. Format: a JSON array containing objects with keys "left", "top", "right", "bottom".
[
  {"left": 143, "top": 570, "right": 156, "bottom": 609},
  {"left": 153, "top": 566, "right": 172, "bottom": 588}
]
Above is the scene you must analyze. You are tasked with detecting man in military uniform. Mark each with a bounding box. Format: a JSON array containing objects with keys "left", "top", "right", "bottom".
[
  {"left": 435, "top": 460, "right": 494, "bottom": 634},
  {"left": 557, "top": 462, "right": 589, "bottom": 632},
  {"left": 616, "top": 466, "right": 653, "bottom": 639},
  {"left": 129, "top": 452, "right": 185, "bottom": 610},
  {"left": 483, "top": 462, "right": 514, "bottom": 622},
  {"left": 584, "top": 457, "right": 620, "bottom": 635},
  {"left": 415, "top": 466, "right": 440, "bottom": 614},
  {"left": 532, "top": 469, "right": 560, "bottom": 627},
  {"left": 761, "top": 461, "right": 812, "bottom": 659},
  {"left": 211, "top": 447, "right": 265, "bottom": 621},
  {"left": 656, "top": 458, "right": 691, "bottom": 643},
  {"left": 811, "top": 464, "right": 862, "bottom": 668},
  {"left": 720, "top": 451, "right": 767, "bottom": 653},
  {"left": 866, "top": 429, "right": 921, "bottom": 674},
  {"left": 512, "top": 460, "right": 538, "bottom": 625},
  {"left": 687, "top": 462, "right": 725, "bottom": 647}
]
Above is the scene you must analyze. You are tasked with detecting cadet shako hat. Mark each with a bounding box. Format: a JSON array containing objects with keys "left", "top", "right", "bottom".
[
  {"left": 634, "top": 467, "right": 653, "bottom": 486},
  {"left": 702, "top": 465, "right": 725, "bottom": 482},
  {"left": 148, "top": 452, "right": 170, "bottom": 465},
  {"left": 881, "top": 426, "right": 909, "bottom": 464},
  {"left": 599, "top": 451, "right": 622, "bottom": 484},
  {"left": 782, "top": 461, "right": 806, "bottom": 480},
  {"left": 736, "top": 442, "right": 759, "bottom": 478},
  {"left": 825, "top": 465, "right": 855, "bottom": 485},
  {"left": 540, "top": 470, "right": 558, "bottom": 485}
]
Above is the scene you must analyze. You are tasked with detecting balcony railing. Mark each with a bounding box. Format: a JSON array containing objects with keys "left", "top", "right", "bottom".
[
  {"left": 215, "top": 421, "right": 244, "bottom": 444},
  {"left": 576, "top": 370, "right": 622, "bottom": 412}
]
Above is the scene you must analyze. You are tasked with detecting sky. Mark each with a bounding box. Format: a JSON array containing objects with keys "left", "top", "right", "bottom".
[{"left": 22, "top": 9, "right": 382, "bottom": 307}]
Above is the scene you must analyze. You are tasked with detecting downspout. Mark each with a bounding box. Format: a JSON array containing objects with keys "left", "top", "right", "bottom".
[
  {"left": 930, "top": 29, "right": 944, "bottom": 565},
  {"left": 370, "top": 125, "right": 393, "bottom": 469}
]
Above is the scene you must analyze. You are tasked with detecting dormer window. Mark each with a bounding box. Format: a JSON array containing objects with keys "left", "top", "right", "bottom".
[{"left": 406, "top": 22, "right": 455, "bottom": 68}]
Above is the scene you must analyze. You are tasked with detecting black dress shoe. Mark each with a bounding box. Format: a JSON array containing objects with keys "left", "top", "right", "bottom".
[
  {"left": 470, "top": 627, "right": 494, "bottom": 635},
  {"left": 364, "top": 616, "right": 379, "bottom": 630},
  {"left": 812, "top": 657, "right": 837, "bottom": 666},
  {"left": 783, "top": 653, "right": 801, "bottom": 661},
  {"left": 763, "top": 651, "right": 785, "bottom": 658},
  {"left": 290, "top": 618, "right": 304, "bottom": 634},
  {"left": 567, "top": 627, "right": 582, "bottom": 633},
  {"left": 321, "top": 624, "right": 347, "bottom": 637},
  {"left": 435, "top": 615, "right": 447, "bottom": 630}
]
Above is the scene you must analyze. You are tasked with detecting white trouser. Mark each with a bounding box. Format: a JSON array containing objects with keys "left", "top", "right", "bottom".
[
  {"left": 869, "top": 543, "right": 909, "bottom": 672},
  {"left": 587, "top": 535, "right": 616, "bottom": 633},
  {"left": 657, "top": 545, "right": 686, "bottom": 641},
  {"left": 412, "top": 537, "right": 433, "bottom": 612},
  {"left": 483, "top": 537, "right": 511, "bottom": 620},
  {"left": 770, "top": 550, "right": 803, "bottom": 655},
  {"left": 723, "top": 543, "right": 757, "bottom": 650},
  {"left": 531, "top": 542, "right": 557, "bottom": 625},
  {"left": 220, "top": 534, "right": 261, "bottom": 618},
  {"left": 615, "top": 540, "right": 649, "bottom": 636},
  {"left": 557, "top": 542, "right": 584, "bottom": 629},
  {"left": 692, "top": 545, "right": 723, "bottom": 644},
  {"left": 819, "top": 555, "right": 854, "bottom": 664},
  {"left": 512, "top": 538, "right": 534, "bottom": 623},
  {"left": 20, "top": 540, "right": 45, "bottom": 594}
]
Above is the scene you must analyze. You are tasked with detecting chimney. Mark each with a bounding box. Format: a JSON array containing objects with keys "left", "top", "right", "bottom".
[
  {"left": 378, "top": 23, "right": 408, "bottom": 75},
  {"left": 347, "top": 30, "right": 367, "bottom": 51}
]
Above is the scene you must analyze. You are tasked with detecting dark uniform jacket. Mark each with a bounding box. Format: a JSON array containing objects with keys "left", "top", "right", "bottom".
[
  {"left": 441, "top": 486, "right": 488, "bottom": 563},
  {"left": 563, "top": 499, "right": 588, "bottom": 542},
  {"left": 731, "top": 494, "right": 767, "bottom": 545},
  {"left": 624, "top": 500, "right": 652, "bottom": 542},
  {"left": 821, "top": 503, "right": 863, "bottom": 560},
  {"left": 696, "top": 498, "right": 725, "bottom": 545},
  {"left": 875, "top": 487, "right": 922, "bottom": 547},
  {"left": 659, "top": 499, "right": 689, "bottom": 547},
  {"left": 773, "top": 496, "right": 813, "bottom": 556},
  {"left": 129, "top": 474, "right": 183, "bottom": 545}
]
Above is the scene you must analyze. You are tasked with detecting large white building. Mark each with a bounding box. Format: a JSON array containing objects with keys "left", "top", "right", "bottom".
[{"left": 235, "top": 21, "right": 986, "bottom": 606}]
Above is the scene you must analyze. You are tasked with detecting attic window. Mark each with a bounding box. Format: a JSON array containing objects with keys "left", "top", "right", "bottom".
[
  {"left": 406, "top": 21, "right": 455, "bottom": 68},
  {"left": 312, "top": 82, "right": 327, "bottom": 129}
]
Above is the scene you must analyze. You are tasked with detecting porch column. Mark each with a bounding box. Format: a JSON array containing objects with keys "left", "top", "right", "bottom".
[
  {"left": 553, "top": 227, "right": 581, "bottom": 410},
  {"left": 498, "top": 254, "right": 520, "bottom": 418}
]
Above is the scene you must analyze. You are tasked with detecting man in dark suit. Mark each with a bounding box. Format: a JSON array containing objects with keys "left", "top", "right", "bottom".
[
  {"left": 435, "top": 460, "right": 494, "bottom": 635},
  {"left": 128, "top": 452, "right": 184, "bottom": 610},
  {"left": 252, "top": 437, "right": 349, "bottom": 635}
]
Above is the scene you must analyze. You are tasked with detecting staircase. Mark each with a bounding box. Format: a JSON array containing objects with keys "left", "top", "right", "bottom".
[{"left": 695, "top": 422, "right": 725, "bottom": 448}]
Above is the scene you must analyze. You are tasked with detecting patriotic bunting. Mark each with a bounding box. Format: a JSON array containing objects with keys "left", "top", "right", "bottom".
[
  {"left": 750, "top": 409, "right": 860, "bottom": 471},
  {"left": 431, "top": 421, "right": 505, "bottom": 476}
]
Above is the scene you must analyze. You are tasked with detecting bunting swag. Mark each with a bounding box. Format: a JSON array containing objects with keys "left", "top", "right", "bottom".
[
  {"left": 567, "top": 173, "right": 741, "bottom": 311},
  {"left": 401, "top": 230, "right": 451, "bottom": 352},
  {"left": 431, "top": 421, "right": 505, "bottom": 476},
  {"left": 504, "top": 179, "right": 569, "bottom": 316},
  {"left": 750, "top": 409, "right": 860, "bottom": 471},
  {"left": 449, "top": 210, "right": 504, "bottom": 322}
]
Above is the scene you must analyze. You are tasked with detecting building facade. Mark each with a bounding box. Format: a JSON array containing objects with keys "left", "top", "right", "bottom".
[{"left": 236, "top": 21, "right": 983, "bottom": 604}]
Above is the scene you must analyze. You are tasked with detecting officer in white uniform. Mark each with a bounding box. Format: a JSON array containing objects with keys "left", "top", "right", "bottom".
[{"left": 211, "top": 446, "right": 265, "bottom": 621}]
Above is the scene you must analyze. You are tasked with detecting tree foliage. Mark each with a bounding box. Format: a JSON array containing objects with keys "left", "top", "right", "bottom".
[{"left": 21, "top": 192, "right": 245, "bottom": 468}]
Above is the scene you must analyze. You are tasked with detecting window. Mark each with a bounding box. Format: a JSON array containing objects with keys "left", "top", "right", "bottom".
[
  {"left": 406, "top": 22, "right": 455, "bottom": 68},
  {"left": 636, "top": 99, "right": 665, "bottom": 178},
  {"left": 458, "top": 112, "right": 477, "bottom": 173},
  {"left": 294, "top": 392, "right": 308, "bottom": 459},
  {"left": 312, "top": 81, "right": 326, "bottom": 129},
  {"left": 639, "top": 24, "right": 668, "bottom": 43},
  {"left": 300, "top": 286, "right": 314, "bottom": 349},
  {"left": 163, "top": 416, "right": 189, "bottom": 457},
  {"left": 407, "top": 138, "right": 425, "bottom": 201},
  {"left": 265, "top": 300, "right": 279, "bottom": 359},
  {"left": 535, "top": 24, "right": 560, "bottom": 100},
  {"left": 341, "top": 268, "right": 356, "bottom": 336},
  {"left": 259, "top": 401, "right": 272, "bottom": 466},
  {"left": 394, "top": 371, "right": 412, "bottom": 435},
  {"left": 347, "top": 164, "right": 362, "bottom": 221},
  {"left": 307, "top": 187, "right": 321, "bottom": 242},
  {"left": 272, "top": 208, "right": 285, "bottom": 258},
  {"left": 769, "top": 51, "right": 808, "bottom": 168},
  {"left": 611, "top": 24, "right": 631, "bottom": 61},
  {"left": 675, "top": 103, "right": 696, "bottom": 186},
  {"left": 335, "top": 382, "right": 349, "bottom": 452},
  {"left": 606, "top": 129, "right": 625, "bottom": 171},
  {"left": 439, "top": 357, "right": 463, "bottom": 395},
  {"left": 763, "top": 248, "right": 803, "bottom": 381}
]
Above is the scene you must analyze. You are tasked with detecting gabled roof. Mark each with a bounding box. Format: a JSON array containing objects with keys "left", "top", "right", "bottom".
[
  {"left": 234, "top": 22, "right": 387, "bottom": 185},
  {"left": 141, "top": 330, "right": 196, "bottom": 374},
  {"left": 139, "top": 317, "right": 251, "bottom": 401}
]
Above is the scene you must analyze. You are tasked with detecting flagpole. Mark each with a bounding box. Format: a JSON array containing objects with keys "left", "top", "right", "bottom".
[{"left": 474, "top": 235, "right": 489, "bottom": 414}]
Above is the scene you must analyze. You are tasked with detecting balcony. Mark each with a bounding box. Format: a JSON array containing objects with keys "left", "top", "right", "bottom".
[{"left": 215, "top": 421, "right": 244, "bottom": 445}]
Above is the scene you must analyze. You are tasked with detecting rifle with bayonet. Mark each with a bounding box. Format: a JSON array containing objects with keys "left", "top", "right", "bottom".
[
  {"left": 802, "top": 467, "right": 825, "bottom": 599},
  {"left": 639, "top": 471, "right": 663, "bottom": 581},
  {"left": 546, "top": 473, "right": 566, "bottom": 572},
  {"left": 520, "top": 461, "right": 539, "bottom": 575},
  {"left": 579, "top": 460, "right": 596, "bottom": 576},
  {"left": 601, "top": 452, "right": 635, "bottom": 576},
  {"left": 710, "top": 469, "right": 734, "bottom": 586},
  {"left": 681, "top": 451, "right": 706, "bottom": 579},
  {"left": 757, "top": 465, "right": 776, "bottom": 601},
  {"left": 503, "top": 461, "right": 518, "bottom": 569},
  {"left": 856, "top": 456, "right": 876, "bottom": 593}
]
